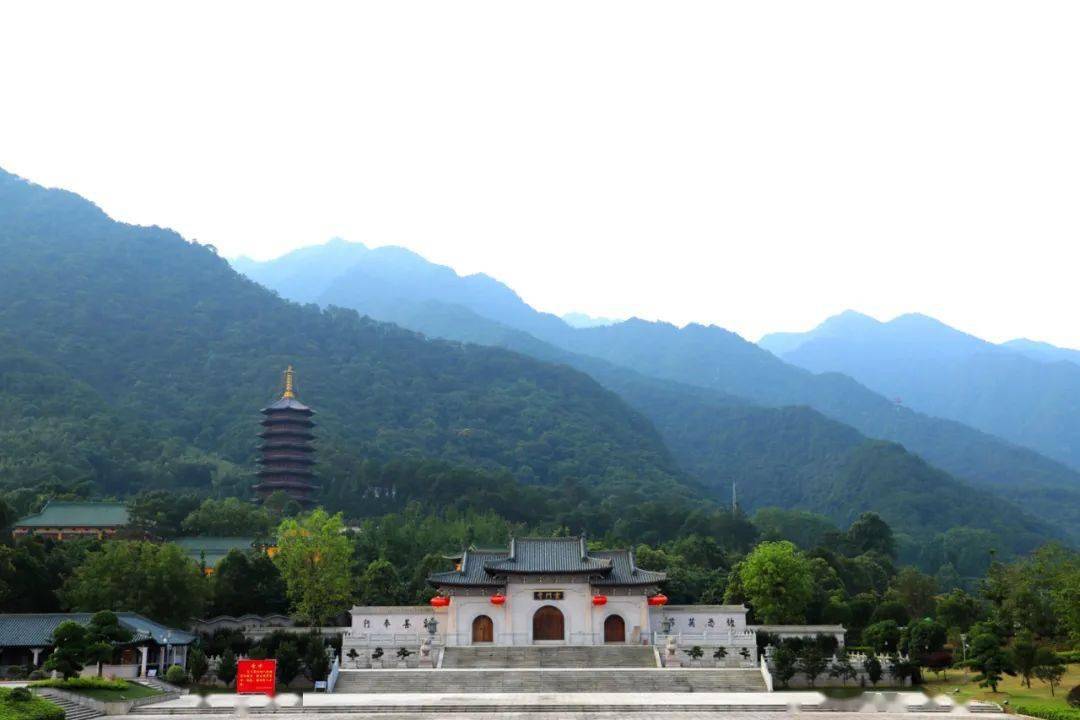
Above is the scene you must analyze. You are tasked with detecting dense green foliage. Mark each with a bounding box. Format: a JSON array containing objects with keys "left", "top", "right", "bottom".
[
  {"left": 60, "top": 542, "right": 207, "bottom": 626},
  {"left": 274, "top": 510, "right": 353, "bottom": 625},
  {"left": 734, "top": 541, "right": 814, "bottom": 623},
  {"left": 0, "top": 687, "right": 64, "bottom": 720},
  {"left": 0, "top": 168, "right": 694, "bottom": 524}
]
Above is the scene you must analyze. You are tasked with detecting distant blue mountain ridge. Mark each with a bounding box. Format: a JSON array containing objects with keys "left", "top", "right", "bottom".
[
  {"left": 233, "top": 239, "right": 1080, "bottom": 548},
  {"left": 761, "top": 311, "right": 1080, "bottom": 471}
]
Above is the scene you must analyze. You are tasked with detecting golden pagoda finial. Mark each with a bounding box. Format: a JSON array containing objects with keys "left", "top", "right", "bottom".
[{"left": 283, "top": 365, "right": 296, "bottom": 399}]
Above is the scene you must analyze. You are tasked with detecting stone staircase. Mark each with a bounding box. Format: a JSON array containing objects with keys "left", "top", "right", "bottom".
[
  {"left": 33, "top": 689, "right": 104, "bottom": 720},
  {"left": 139, "top": 677, "right": 185, "bottom": 694},
  {"left": 441, "top": 645, "right": 658, "bottom": 668},
  {"left": 332, "top": 667, "right": 768, "bottom": 694}
]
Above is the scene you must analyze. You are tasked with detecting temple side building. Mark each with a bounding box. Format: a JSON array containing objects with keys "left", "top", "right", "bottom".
[
  {"left": 254, "top": 366, "right": 317, "bottom": 505},
  {"left": 13, "top": 501, "right": 130, "bottom": 540}
]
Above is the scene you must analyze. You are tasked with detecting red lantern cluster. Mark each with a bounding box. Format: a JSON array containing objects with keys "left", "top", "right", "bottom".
[
  {"left": 647, "top": 593, "right": 668, "bottom": 606},
  {"left": 591, "top": 594, "right": 608, "bottom": 606},
  {"left": 490, "top": 593, "right": 506, "bottom": 605},
  {"left": 429, "top": 595, "right": 451, "bottom": 607}
]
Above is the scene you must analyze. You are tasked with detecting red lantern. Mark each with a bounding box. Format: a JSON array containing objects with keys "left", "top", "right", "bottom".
[
  {"left": 591, "top": 595, "right": 608, "bottom": 606},
  {"left": 647, "top": 593, "right": 668, "bottom": 606},
  {"left": 490, "top": 593, "right": 506, "bottom": 605},
  {"left": 429, "top": 595, "right": 451, "bottom": 607}
]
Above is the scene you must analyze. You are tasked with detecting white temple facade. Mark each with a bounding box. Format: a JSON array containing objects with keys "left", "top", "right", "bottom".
[{"left": 344, "top": 537, "right": 844, "bottom": 661}]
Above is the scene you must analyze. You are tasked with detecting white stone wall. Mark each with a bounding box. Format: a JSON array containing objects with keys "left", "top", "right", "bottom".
[
  {"left": 441, "top": 578, "right": 651, "bottom": 646},
  {"left": 649, "top": 604, "right": 749, "bottom": 634},
  {"left": 649, "top": 605, "right": 757, "bottom": 658},
  {"left": 347, "top": 606, "right": 437, "bottom": 645}
]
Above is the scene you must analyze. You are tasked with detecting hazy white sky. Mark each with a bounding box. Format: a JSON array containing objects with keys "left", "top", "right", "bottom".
[{"left": 2, "top": 1, "right": 1078, "bottom": 345}]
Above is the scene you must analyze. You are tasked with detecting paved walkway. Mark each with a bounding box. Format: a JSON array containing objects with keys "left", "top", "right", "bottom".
[
  {"left": 123, "top": 690, "right": 1001, "bottom": 716},
  {"left": 119, "top": 713, "right": 997, "bottom": 720}
]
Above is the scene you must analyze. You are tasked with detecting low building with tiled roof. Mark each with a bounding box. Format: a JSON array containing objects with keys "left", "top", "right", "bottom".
[
  {"left": 13, "top": 500, "right": 130, "bottom": 540},
  {"left": 0, "top": 612, "right": 195, "bottom": 677},
  {"left": 173, "top": 536, "right": 261, "bottom": 573}
]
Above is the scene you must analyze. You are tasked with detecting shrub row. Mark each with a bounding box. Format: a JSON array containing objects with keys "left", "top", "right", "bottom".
[
  {"left": 0, "top": 688, "right": 65, "bottom": 720},
  {"left": 31, "top": 677, "right": 128, "bottom": 691},
  {"left": 1012, "top": 703, "right": 1080, "bottom": 720}
]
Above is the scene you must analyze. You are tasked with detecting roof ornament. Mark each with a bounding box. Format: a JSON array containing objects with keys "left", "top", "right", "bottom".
[{"left": 283, "top": 365, "right": 296, "bottom": 399}]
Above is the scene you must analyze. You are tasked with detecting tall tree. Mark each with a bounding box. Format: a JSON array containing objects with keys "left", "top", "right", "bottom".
[
  {"left": 182, "top": 498, "right": 273, "bottom": 537},
  {"left": 61, "top": 541, "right": 207, "bottom": 626},
  {"left": 846, "top": 513, "right": 896, "bottom": 558},
  {"left": 84, "top": 611, "right": 133, "bottom": 677},
  {"left": 127, "top": 491, "right": 202, "bottom": 539},
  {"left": 43, "top": 621, "right": 88, "bottom": 679},
  {"left": 274, "top": 509, "right": 354, "bottom": 625},
  {"left": 967, "top": 626, "right": 1015, "bottom": 692},
  {"left": 736, "top": 541, "right": 814, "bottom": 623},
  {"left": 1032, "top": 648, "right": 1065, "bottom": 696},
  {"left": 358, "top": 559, "right": 403, "bottom": 606},
  {"left": 890, "top": 567, "right": 937, "bottom": 620},
  {"left": 209, "top": 550, "right": 288, "bottom": 617},
  {"left": 216, "top": 648, "right": 238, "bottom": 687}
]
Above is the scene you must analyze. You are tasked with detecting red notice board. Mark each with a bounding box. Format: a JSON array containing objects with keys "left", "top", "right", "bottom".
[{"left": 236, "top": 659, "right": 277, "bottom": 696}]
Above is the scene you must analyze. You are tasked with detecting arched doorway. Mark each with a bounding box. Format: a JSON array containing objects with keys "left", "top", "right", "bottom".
[
  {"left": 603, "top": 615, "right": 625, "bottom": 643},
  {"left": 472, "top": 615, "right": 494, "bottom": 643},
  {"left": 532, "top": 605, "right": 565, "bottom": 642}
]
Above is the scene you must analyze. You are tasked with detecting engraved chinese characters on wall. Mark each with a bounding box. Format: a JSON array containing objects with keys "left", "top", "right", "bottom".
[{"left": 533, "top": 591, "right": 564, "bottom": 601}]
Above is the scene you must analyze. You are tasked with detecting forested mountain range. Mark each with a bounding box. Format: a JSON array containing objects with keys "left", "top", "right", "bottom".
[
  {"left": 234, "top": 240, "right": 1077, "bottom": 553},
  {"left": 1, "top": 165, "right": 1073, "bottom": 580},
  {"left": 0, "top": 168, "right": 717, "bottom": 540},
  {"left": 760, "top": 311, "right": 1080, "bottom": 472}
]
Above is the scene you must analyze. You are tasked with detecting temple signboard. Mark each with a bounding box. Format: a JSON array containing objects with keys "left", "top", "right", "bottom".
[{"left": 236, "top": 659, "right": 277, "bottom": 696}]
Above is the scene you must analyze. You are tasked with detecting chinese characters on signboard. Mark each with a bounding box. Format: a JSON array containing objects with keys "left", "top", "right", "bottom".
[
  {"left": 236, "top": 659, "right": 277, "bottom": 696},
  {"left": 533, "top": 591, "right": 564, "bottom": 600}
]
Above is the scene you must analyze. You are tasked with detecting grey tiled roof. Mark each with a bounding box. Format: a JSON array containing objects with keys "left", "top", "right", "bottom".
[
  {"left": 0, "top": 613, "right": 196, "bottom": 648},
  {"left": 428, "top": 550, "right": 508, "bottom": 587},
  {"left": 591, "top": 549, "right": 667, "bottom": 586},
  {"left": 428, "top": 538, "right": 667, "bottom": 587},
  {"left": 485, "top": 537, "right": 611, "bottom": 574},
  {"left": 262, "top": 397, "right": 314, "bottom": 413}
]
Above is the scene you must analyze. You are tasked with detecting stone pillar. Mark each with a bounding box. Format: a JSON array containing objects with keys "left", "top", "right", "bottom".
[
  {"left": 140, "top": 646, "right": 148, "bottom": 677},
  {"left": 31, "top": 648, "right": 43, "bottom": 666}
]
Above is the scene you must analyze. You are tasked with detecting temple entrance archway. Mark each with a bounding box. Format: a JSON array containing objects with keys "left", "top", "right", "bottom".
[
  {"left": 603, "top": 615, "right": 625, "bottom": 643},
  {"left": 472, "top": 615, "right": 494, "bottom": 643},
  {"left": 532, "top": 606, "right": 565, "bottom": 642}
]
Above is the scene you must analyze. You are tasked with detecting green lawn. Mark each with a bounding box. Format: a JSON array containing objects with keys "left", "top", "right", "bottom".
[
  {"left": 921, "top": 663, "right": 1079, "bottom": 717},
  {"left": 58, "top": 682, "right": 162, "bottom": 702}
]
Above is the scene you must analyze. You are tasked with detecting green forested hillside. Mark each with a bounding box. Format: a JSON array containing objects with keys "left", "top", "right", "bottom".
[
  {"left": 237, "top": 240, "right": 1080, "bottom": 544},
  {"left": 232, "top": 254, "right": 1066, "bottom": 557},
  {"left": 555, "top": 320, "right": 1080, "bottom": 539},
  {"left": 0, "top": 169, "right": 690, "bottom": 516}
]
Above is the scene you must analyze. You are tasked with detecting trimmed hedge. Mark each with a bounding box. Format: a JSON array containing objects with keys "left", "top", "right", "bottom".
[
  {"left": 1056, "top": 651, "right": 1080, "bottom": 664},
  {"left": 31, "top": 677, "right": 127, "bottom": 691},
  {"left": 1012, "top": 702, "right": 1080, "bottom": 720},
  {"left": 0, "top": 688, "right": 65, "bottom": 720}
]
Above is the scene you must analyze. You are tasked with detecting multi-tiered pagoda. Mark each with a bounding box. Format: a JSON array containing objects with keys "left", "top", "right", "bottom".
[{"left": 254, "top": 366, "right": 317, "bottom": 505}]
